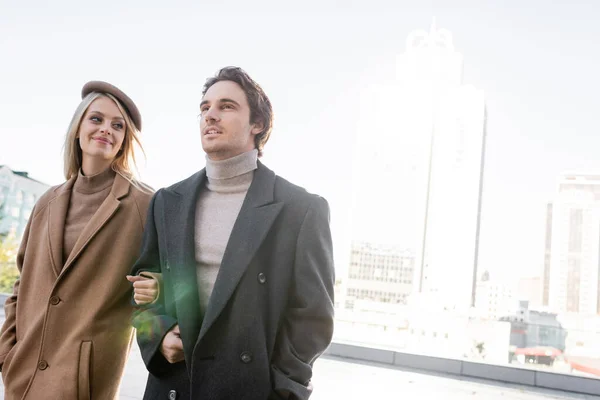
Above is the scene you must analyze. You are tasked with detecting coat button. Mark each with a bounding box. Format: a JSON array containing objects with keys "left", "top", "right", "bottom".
[
  {"left": 168, "top": 390, "right": 177, "bottom": 400},
  {"left": 257, "top": 273, "right": 266, "bottom": 284},
  {"left": 165, "top": 263, "right": 171, "bottom": 271},
  {"left": 240, "top": 351, "right": 252, "bottom": 364},
  {"left": 38, "top": 360, "right": 48, "bottom": 370},
  {"left": 49, "top": 296, "right": 60, "bottom": 305}
]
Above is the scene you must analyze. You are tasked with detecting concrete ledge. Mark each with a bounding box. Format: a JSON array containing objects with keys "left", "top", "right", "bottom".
[
  {"left": 536, "top": 371, "right": 600, "bottom": 395},
  {"left": 394, "top": 352, "right": 462, "bottom": 375},
  {"left": 462, "top": 361, "right": 535, "bottom": 386},
  {"left": 327, "top": 342, "right": 395, "bottom": 365},
  {"left": 325, "top": 342, "right": 600, "bottom": 396}
]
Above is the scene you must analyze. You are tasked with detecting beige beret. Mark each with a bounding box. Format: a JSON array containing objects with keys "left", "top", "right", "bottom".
[{"left": 81, "top": 81, "right": 142, "bottom": 131}]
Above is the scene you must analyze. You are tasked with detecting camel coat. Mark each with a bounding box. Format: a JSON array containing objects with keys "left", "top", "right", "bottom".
[{"left": 0, "top": 173, "right": 152, "bottom": 400}]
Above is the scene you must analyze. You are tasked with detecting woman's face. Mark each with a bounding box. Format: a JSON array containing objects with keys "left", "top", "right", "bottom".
[{"left": 78, "top": 96, "right": 127, "bottom": 165}]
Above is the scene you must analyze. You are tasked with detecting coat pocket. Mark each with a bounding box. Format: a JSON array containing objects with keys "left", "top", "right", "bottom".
[
  {"left": 1, "top": 341, "right": 20, "bottom": 379},
  {"left": 78, "top": 341, "right": 93, "bottom": 400}
]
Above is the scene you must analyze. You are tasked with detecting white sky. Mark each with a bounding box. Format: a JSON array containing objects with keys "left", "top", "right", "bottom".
[{"left": 2, "top": 0, "right": 600, "bottom": 283}]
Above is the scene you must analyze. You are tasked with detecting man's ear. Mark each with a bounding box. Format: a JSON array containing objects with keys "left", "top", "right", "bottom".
[{"left": 251, "top": 120, "right": 264, "bottom": 136}]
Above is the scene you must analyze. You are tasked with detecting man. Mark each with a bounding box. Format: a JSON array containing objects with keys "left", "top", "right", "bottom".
[{"left": 131, "top": 66, "right": 335, "bottom": 400}]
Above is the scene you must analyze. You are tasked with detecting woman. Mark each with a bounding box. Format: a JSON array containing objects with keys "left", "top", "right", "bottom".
[{"left": 0, "top": 81, "right": 156, "bottom": 400}]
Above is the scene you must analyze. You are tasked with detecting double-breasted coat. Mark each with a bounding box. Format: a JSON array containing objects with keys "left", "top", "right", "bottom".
[
  {"left": 0, "top": 173, "right": 152, "bottom": 400},
  {"left": 132, "top": 161, "right": 335, "bottom": 400}
]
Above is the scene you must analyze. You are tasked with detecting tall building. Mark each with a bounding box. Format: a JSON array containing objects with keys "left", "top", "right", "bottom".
[
  {"left": 344, "top": 241, "right": 414, "bottom": 310},
  {"left": 0, "top": 166, "right": 50, "bottom": 240},
  {"left": 542, "top": 203, "right": 553, "bottom": 306},
  {"left": 349, "top": 20, "right": 485, "bottom": 313},
  {"left": 401, "top": 21, "right": 486, "bottom": 312},
  {"left": 546, "top": 173, "right": 600, "bottom": 315}
]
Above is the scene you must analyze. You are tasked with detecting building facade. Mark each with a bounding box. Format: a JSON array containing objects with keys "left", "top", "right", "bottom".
[
  {"left": 545, "top": 173, "right": 600, "bottom": 315},
  {"left": 475, "top": 272, "right": 518, "bottom": 321},
  {"left": 0, "top": 166, "right": 50, "bottom": 240},
  {"left": 542, "top": 203, "right": 553, "bottom": 307},
  {"left": 344, "top": 241, "right": 415, "bottom": 310},
  {"left": 349, "top": 20, "right": 485, "bottom": 315},
  {"left": 401, "top": 22, "right": 486, "bottom": 312}
]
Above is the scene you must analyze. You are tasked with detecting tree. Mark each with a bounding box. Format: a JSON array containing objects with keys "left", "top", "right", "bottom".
[
  {"left": 0, "top": 200, "right": 7, "bottom": 241},
  {"left": 0, "top": 209, "right": 19, "bottom": 294},
  {"left": 0, "top": 240, "right": 18, "bottom": 294}
]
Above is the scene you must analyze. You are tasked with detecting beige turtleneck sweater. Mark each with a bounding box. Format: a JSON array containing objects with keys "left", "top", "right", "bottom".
[
  {"left": 62, "top": 168, "right": 116, "bottom": 265},
  {"left": 195, "top": 149, "right": 258, "bottom": 310}
]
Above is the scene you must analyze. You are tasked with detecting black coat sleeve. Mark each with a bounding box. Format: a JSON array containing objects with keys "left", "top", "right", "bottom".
[
  {"left": 271, "top": 196, "right": 335, "bottom": 400},
  {"left": 130, "top": 190, "right": 178, "bottom": 376}
]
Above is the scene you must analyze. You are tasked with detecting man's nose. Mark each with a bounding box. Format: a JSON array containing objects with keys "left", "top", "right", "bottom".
[{"left": 204, "top": 106, "right": 220, "bottom": 122}]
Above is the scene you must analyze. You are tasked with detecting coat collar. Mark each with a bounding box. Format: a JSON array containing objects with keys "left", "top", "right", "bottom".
[{"left": 47, "top": 172, "right": 131, "bottom": 278}]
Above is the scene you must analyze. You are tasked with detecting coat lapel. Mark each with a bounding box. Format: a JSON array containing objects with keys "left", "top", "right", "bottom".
[
  {"left": 198, "top": 162, "right": 283, "bottom": 341},
  {"left": 60, "top": 173, "right": 131, "bottom": 276},
  {"left": 163, "top": 170, "right": 205, "bottom": 367},
  {"left": 47, "top": 178, "right": 76, "bottom": 277}
]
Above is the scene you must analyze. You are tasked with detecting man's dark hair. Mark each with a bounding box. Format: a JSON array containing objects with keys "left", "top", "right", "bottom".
[{"left": 202, "top": 66, "right": 274, "bottom": 157}]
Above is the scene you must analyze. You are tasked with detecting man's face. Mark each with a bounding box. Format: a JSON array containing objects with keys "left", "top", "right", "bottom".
[{"left": 199, "top": 80, "right": 262, "bottom": 161}]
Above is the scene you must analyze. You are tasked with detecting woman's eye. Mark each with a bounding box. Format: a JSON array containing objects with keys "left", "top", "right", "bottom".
[
  {"left": 91, "top": 116, "right": 101, "bottom": 122},
  {"left": 113, "top": 123, "right": 124, "bottom": 130}
]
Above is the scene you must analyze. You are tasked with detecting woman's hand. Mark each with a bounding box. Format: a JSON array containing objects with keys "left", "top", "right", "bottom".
[{"left": 126, "top": 274, "right": 159, "bottom": 305}]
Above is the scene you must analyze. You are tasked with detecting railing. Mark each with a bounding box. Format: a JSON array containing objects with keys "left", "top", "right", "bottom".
[
  {"left": 324, "top": 341, "right": 600, "bottom": 396},
  {"left": 333, "top": 311, "right": 600, "bottom": 382}
]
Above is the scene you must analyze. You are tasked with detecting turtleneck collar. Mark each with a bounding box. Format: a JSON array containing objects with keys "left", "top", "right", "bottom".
[
  {"left": 73, "top": 167, "right": 116, "bottom": 194},
  {"left": 205, "top": 149, "right": 258, "bottom": 193}
]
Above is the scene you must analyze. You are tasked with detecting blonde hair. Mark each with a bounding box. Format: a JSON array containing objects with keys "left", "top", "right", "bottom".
[{"left": 63, "top": 92, "right": 150, "bottom": 192}]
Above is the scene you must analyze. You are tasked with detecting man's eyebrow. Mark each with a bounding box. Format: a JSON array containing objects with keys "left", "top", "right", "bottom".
[
  {"left": 200, "top": 98, "right": 241, "bottom": 108},
  {"left": 219, "top": 98, "right": 240, "bottom": 106}
]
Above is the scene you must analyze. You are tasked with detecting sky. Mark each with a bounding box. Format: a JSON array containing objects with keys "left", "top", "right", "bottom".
[{"left": 1, "top": 0, "right": 599, "bottom": 283}]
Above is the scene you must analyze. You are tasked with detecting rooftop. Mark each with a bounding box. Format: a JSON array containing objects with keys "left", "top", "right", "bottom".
[
  {"left": 0, "top": 304, "right": 597, "bottom": 399},
  {"left": 117, "top": 344, "right": 600, "bottom": 400},
  {"left": 0, "top": 165, "right": 49, "bottom": 186}
]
